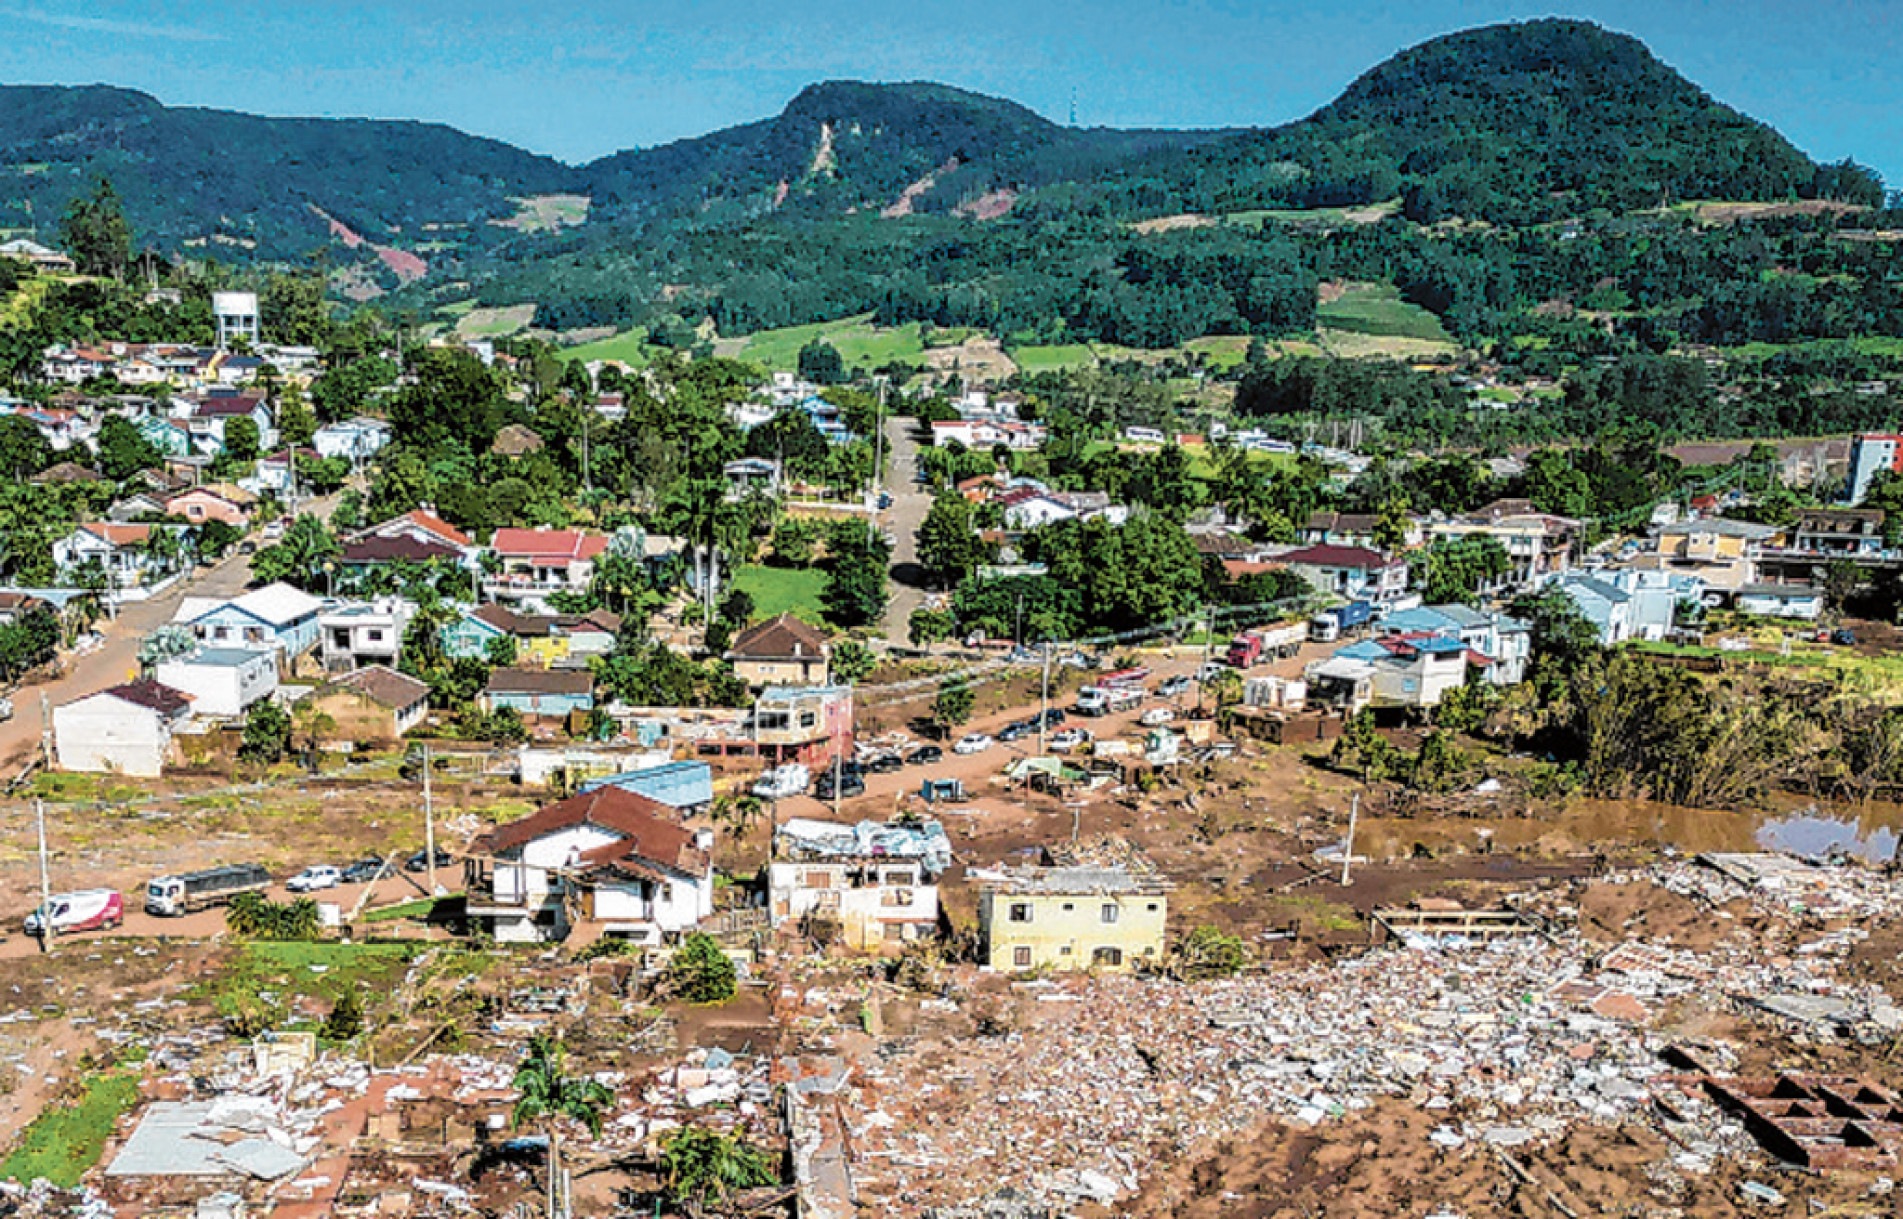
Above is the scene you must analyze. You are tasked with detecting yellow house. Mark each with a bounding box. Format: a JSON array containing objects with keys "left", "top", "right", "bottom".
[
  {"left": 726, "top": 613, "right": 831, "bottom": 688},
  {"left": 1631, "top": 519, "right": 1775, "bottom": 593},
  {"left": 977, "top": 866, "right": 1169, "bottom": 972}
]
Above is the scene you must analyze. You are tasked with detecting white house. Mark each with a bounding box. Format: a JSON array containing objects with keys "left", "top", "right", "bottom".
[
  {"left": 1735, "top": 582, "right": 1826, "bottom": 621},
  {"left": 152, "top": 648, "right": 278, "bottom": 719},
  {"left": 999, "top": 488, "right": 1129, "bottom": 530},
  {"left": 1278, "top": 544, "right": 1411, "bottom": 605},
  {"left": 318, "top": 598, "right": 414, "bottom": 673},
  {"left": 484, "top": 528, "right": 609, "bottom": 606},
  {"left": 185, "top": 395, "right": 275, "bottom": 456},
  {"left": 768, "top": 818, "right": 951, "bottom": 951},
  {"left": 466, "top": 786, "right": 715, "bottom": 945},
  {"left": 930, "top": 419, "right": 1047, "bottom": 451},
  {"left": 313, "top": 417, "right": 394, "bottom": 464},
  {"left": 53, "top": 680, "right": 192, "bottom": 777},
  {"left": 53, "top": 523, "right": 175, "bottom": 591}
]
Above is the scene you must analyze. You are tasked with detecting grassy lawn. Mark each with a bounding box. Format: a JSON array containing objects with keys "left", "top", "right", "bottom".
[
  {"left": 732, "top": 564, "right": 827, "bottom": 622},
  {"left": 558, "top": 327, "right": 656, "bottom": 367},
  {"left": 1010, "top": 343, "right": 1097, "bottom": 373},
  {"left": 1318, "top": 282, "right": 1453, "bottom": 343},
  {"left": 456, "top": 303, "right": 536, "bottom": 338},
  {"left": 0, "top": 1070, "right": 140, "bottom": 1187},
  {"left": 362, "top": 895, "right": 455, "bottom": 923},
  {"left": 711, "top": 314, "right": 930, "bottom": 372},
  {"left": 194, "top": 942, "right": 421, "bottom": 1010}
]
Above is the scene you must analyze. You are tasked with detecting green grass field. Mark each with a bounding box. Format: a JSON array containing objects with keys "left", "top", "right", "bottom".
[
  {"left": 1009, "top": 344, "right": 1097, "bottom": 373},
  {"left": 712, "top": 314, "right": 931, "bottom": 371},
  {"left": 0, "top": 1071, "right": 140, "bottom": 1187},
  {"left": 559, "top": 327, "right": 656, "bottom": 367},
  {"left": 1318, "top": 282, "right": 1453, "bottom": 343},
  {"left": 732, "top": 564, "right": 827, "bottom": 622}
]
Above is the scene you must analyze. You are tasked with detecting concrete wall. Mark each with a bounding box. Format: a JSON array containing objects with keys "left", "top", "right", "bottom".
[
  {"left": 53, "top": 697, "right": 171, "bottom": 777},
  {"left": 769, "top": 860, "right": 938, "bottom": 951},
  {"left": 154, "top": 655, "right": 276, "bottom": 719}
]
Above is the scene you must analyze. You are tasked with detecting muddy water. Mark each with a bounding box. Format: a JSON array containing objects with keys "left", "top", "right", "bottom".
[{"left": 1356, "top": 793, "right": 1903, "bottom": 862}]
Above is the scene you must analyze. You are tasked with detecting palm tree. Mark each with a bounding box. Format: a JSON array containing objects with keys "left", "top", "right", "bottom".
[{"left": 512, "top": 1033, "right": 612, "bottom": 1219}]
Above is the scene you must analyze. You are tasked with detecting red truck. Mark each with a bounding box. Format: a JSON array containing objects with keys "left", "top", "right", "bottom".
[{"left": 1225, "top": 622, "right": 1307, "bottom": 668}]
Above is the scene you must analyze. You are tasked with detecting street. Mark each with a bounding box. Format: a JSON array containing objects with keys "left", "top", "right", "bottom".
[{"left": 879, "top": 412, "right": 934, "bottom": 648}]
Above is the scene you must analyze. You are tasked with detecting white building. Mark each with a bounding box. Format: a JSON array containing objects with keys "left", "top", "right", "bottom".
[
  {"left": 212, "top": 291, "right": 260, "bottom": 349},
  {"left": 466, "top": 787, "right": 715, "bottom": 945},
  {"left": 768, "top": 818, "right": 952, "bottom": 951},
  {"left": 930, "top": 419, "right": 1047, "bottom": 451},
  {"left": 53, "top": 680, "right": 192, "bottom": 777},
  {"left": 313, "top": 417, "right": 394, "bottom": 465},
  {"left": 153, "top": 648, "right": 278, "bottom": 719},
  {"left": 318, "top": 598, "right": 414, "bottom": 673}
]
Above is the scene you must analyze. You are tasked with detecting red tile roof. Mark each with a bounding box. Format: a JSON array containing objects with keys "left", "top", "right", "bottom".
[
  {"left": 103, "top": 679, "right": 191, "bottom": 716},
  {"left": 727, "top": 612, "right": 830, "bottom": 661},
  {"left": 1278, "top": 544, "right": 1400, "bottom": 570},
  {"left": 489, "top": 528, "right": 609, "bottom": 561},
  {"left": 478, "top": 786, "right": 708, "bottom": 878}
]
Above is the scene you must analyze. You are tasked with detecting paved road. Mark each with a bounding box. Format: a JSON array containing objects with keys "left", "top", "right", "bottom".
[
  {"left": 0, "top": 551, "right": 255, "bottom": 774},
  {"left": 880, "top": 414, "right": 934, "bottom": 649},
  {"left": 0, "top": 491, "right": 345, "bottom": 776}
]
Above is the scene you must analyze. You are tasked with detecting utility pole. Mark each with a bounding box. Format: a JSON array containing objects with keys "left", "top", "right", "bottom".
[
  {"left": 870, "top": 376, "right": 886, "bottom": 512},
  {"left": 1340, "top": 792, "right": 1359, "bottom": 888},
  {"left": 423, "top": 741, "right": 438, "bottom": 895},
  {"left": 1038, "top": 642, "right": 1053, "bottom": 755},
  {"left": 1194, "top": 605, "right": 1216, "bottom": 715},
  {"left": 832, "top": 744, "right": 843, "bottom": 819},
  {"left": 581, "top": 410, "right": 592, "bottom": 497},
  {"left": 35, "top": 797, "right": 52, "bottom": 954}
]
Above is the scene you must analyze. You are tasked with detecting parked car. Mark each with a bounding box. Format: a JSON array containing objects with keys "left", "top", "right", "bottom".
[
  {"left": 1197, "top": 661, "right": 1229, "bottom": 683},
  {"left": 905, "top": 745, "right": 944, "bottom": 766},
  {"left": 1140, "top": 707, "right": 1177, "bottom": 727},
  {"left": 876, "top": 491, "right": 894, "bottom": 509},
  {"left": 1049, "top": 727, "right": 1093, "bottom": 752},
  {"left": 262, "top": 519, "right": 287, "bottom": 540},
  {"left": 814, "top": 771, "right": 867, "bottom": 800},
  {"left": 1059, "top": 651, "right": 1097, "bottom": 671},
  {"left": 752, "top": 763, "right": 811, "bottom": 799},
  {"left": 1032, "top": 707, "right": 1068, "bottom": 728},
  {"left": 340, "top": 857, "right": 389, "bottom": 884},
  {"left": 405, "top": 848, "right": 452, "bottom": 873},
  {"left": 954, "top": 732, "right": 994, "bottom": 754},
  {"left": 864, "top": 753, "right": 905, "bottom": 774},
  {"left": 286, "top": 865, "right": 342, "bottom": 893},
  {"left": 1158, "top": 675, "right": 1192, "bottom": 699},
  {"left": 1832, "top": 628, "right": 1858, "bottom": 646},
  {"left": 997, "top": 720, "right": 1035, "bottom": 742}
]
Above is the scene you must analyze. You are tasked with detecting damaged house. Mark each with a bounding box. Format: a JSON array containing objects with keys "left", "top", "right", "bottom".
[{"left": 768, "top": 818, "right": 953, "bottom": 951}]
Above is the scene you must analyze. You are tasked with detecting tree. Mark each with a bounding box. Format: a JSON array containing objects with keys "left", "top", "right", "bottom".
[
  {"left": 321, "top": 988, "right": 365, "bottom": 1042},
  {"left": 221, "top": 417, "right": 262, "bottom": 466},
  {"left": 797, "top": 339, "right": 846, "bottom": 386},
  {"left": 277, "top": 384, "right": 318, "bottom": 448},
  {"left": 59, "top": 177, "right": 132, "bottom": 279},
  {"left": 820, "top": 520, "right": 890, "bottom": 628},
  {"left": 908, "top": 606, "right": 955, "bottom": 647},
  {"left": 512, "top": 1034, "right": 613, "bottom": 1219},
  {"left": 0, "top": 416, "right": 52, "bottom": 480},
  {"left": 239, "top": 701, "right": 293, "bottom": 764},
  {"left": 660, "top": 1127, "right": 777, "bottom": 1215},
  {"left": 95, "top": 415, "right": 160, "bottom": 482},
  {"left": 1167, "top": 925, "right": 1248, "bottom": 980},
  {"left": 916, "top": 493, "right": 993, "bottom": 588},
  {"left": 249, "top": 515, "right": 340, "bottom": 591},
  {"left": 831, "top": 639, "right": 875, "bottom": 684},
  {"left": 933, "top": 676, "right": 974, "bottom": 737},
  {"left": 769, "top": 515, "right": 820, "bottom": 567},
  {"left": 665, "top": 932, "right": 738, "bottom": 1004},
  {"left": 484, "top": 635, "right": 520, "bottom": 667}
]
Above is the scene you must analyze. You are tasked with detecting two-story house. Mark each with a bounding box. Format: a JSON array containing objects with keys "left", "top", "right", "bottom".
[
  {"left": 484, "top": 527, "right": 608, "bottom": 607},
  {"left": 977, "top": 863, "right": 1169, "bottom": 972},
  {"left": 768, "top": 818, "right": 952, "bottom": 952},
  {"left": 725, "top": 614, "right": 832, "bottom": 688},
  {"left": 440, "top": 603, "right": 620, "bottom": 668},
  {"left": 173, "top": 582, "right": 323, "bottom": 662},
  {"left": 1277, "top": 544, "right": 1410, "bottom": 605},
  {"left": 318, "top": 599, "right": 414, "bottom": 673},
  {"left": 1631, "top": 519, "right": 1776, "bottom": 595},
  {"left": 1430, "top": 499, "right": 1580, "bottom": 586},
  {"left": 465, "top": 786, "right": 715, "bottom": 944}
]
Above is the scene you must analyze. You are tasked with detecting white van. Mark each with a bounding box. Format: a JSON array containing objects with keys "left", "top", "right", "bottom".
[
  {"left": 24, "top": 889, "right": 123, "bottom": 937},
  {"left": 1123, "top": 427, "right": 1166, "bottom": 445}
]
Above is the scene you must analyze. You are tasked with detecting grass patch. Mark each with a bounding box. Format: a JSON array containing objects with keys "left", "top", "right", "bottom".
[
  {"left": 194, "top": 942, "right": 419, "bottom": 1011},
  {"left": 731, "top": 565, "right": 827, "bottom": 623},
  {"left": 1318, "top": 282, "right": 1452, "bottom": 343},
  {"left": 29, "top": 772, "right": 148, "bottom": 805},
  {"left": 558, "top": 326, "right": 657, "bottom": 367},
  {"left": 0, "top": 1070, "right": 140, "bottom": 1187},
  {"left": 362, "top": 895, "right": 454, "bottom": 923},
  {"left": 1010, "top": 343, "right": 1097, "bottom": 373},
  {"left": 711, "top": 313, "right": 930, "bottom": 372}
]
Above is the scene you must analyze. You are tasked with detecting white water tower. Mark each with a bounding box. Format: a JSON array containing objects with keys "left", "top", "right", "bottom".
[{"left": 212, "top": 291, "right": 260, "bottom": 349}]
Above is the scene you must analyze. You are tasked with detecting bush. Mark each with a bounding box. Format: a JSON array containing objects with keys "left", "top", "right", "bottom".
[
  {"left": 1168, "top": 925, "right": 1249, "bottom": 980},
  {"left": 321, "top": 988, "right": 365, "bottom": 1042},
  {"left": 666, "top": 932, "right": 737, "bottom": 1004}
]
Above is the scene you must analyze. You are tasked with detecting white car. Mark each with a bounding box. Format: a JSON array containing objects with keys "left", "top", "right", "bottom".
[
  {"left": 1049, "top": 727, "right": 1093, "bottom": 753},
  {"left": 263, "top": 519, "right": 288, "bottom": 540},
  {"left": 285, "top": 865, "right": 341, "bottom": 893},
  {"left": 1140, "top": 707, "right": 1177, "bottom": 727},
  {"left": 953, "top": 733, "right": 994, "bottom": 755}
]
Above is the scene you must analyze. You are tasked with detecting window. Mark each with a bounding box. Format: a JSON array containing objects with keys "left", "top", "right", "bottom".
[
  {"left": 1008, "top": 902, "right": 1033, "bottom": 923},
  {"left": 881, "top": 888, "right": 915, "bottom": 908},
  {"left": 368, "top": 629, "right": 384, "bottom": 642},
  {"left": 1012, "top": 947, "right": 1033, "bottom": 968},
  {"left": 802, "top": 870, "right": 834, "bottom": 889},
  {"left": 799, "top": 711, "right": 817, "bottom": 729},
  {"left": 1092, "top": 947, "right": 1124, "bottom": 967},
  {"left": 1146, "top": 903, "right": 1159, "bottom": 912},
  {"left": 1100, "top": 904, "right": 1119, "bottom": 924},
  {"left": 1062, "top": 902, "right": 1075, "bottom": 912},
  {"left": 1059, "top": 945, "right": 1072, "bottom": 955}
]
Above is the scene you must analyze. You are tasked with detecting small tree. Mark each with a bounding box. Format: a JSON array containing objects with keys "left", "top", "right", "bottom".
[
  {"left": 797, "top": 339, "right": 846, "bottom": 386},
  {"left": 239, "top": 700, "right": 293, "bottom": 764},
  {"left": 666, "top": 932, "right": 737, "bottom": 1004},
  {"left": 908, "top": 606, "right": 955, "bottom": 647},
  {"left": 933, "top": 676, "right": 974, "bottom": 737},
  {"left": 321, "top": 989, "right": 365, "bottom": 1042},
  {"left": 831, "top": 639, "right": 875, "bottom": 685},
  {"left": 484, "top": 634, "right": 520, "bottom": 667},
  {"left": 1167, "top": 925, "right": 1249, "bottom": 980},
  {"left": 661, "top": 1127, "right": 777, "bottom": 1214}
]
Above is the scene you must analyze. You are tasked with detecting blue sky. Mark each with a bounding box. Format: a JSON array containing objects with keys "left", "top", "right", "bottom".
[{"left": 3, "top": 0, "right": 1898, "bottom": 185}]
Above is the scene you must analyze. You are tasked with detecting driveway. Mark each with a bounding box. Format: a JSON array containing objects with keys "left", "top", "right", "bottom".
[{"left": 880, "top": 414, "right": 936, "bottom": 648}]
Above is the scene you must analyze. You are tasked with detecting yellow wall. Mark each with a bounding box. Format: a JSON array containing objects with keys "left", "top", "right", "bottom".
[{"left": 978, "top": 889, "right": 1166, "bottom": 972}]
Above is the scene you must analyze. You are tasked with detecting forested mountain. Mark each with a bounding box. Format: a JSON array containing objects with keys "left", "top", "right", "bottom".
[
  {"left": 2, "top": 20, "right": 1888, "bottom": 347},
  {"left": 0, "top": 84, "right": 571, "bottom": 258}
]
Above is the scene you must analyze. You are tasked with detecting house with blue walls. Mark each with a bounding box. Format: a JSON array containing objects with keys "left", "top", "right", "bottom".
[{"left": 172, "top": 582, "right": 323, "bottom": 663}]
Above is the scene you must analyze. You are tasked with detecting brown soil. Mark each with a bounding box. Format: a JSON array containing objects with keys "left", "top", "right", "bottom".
[{"left": 1576, "top": 877, "right": 1746, "bottom": 952}]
